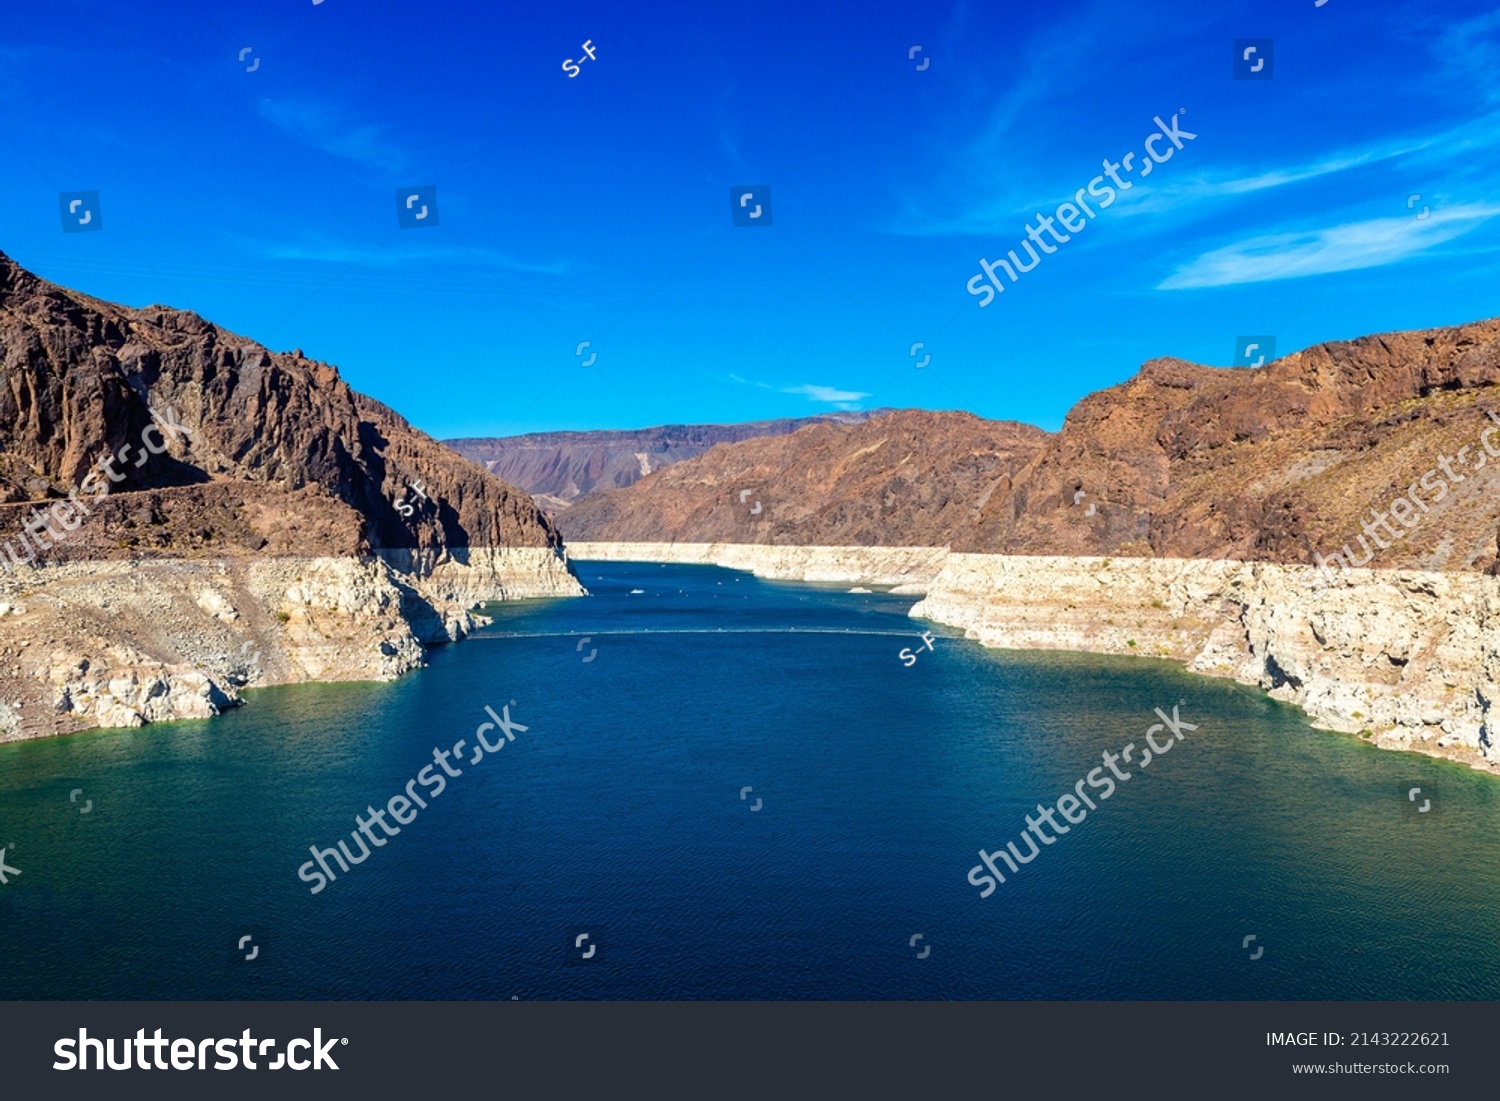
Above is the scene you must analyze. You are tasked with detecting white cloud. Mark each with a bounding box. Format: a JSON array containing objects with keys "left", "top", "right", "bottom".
[
  {"left": 1121, "top": 112, "right": 1500, "bottom": 222},
  {"left": 783, "top": 384, "right": 871, "bottom": 410},
  {"left": 894, "top": 142, "right": 1394, "bottom": 238},
  {"left": 1157, "top": 204, "right": 1500, "bottom": 290}
]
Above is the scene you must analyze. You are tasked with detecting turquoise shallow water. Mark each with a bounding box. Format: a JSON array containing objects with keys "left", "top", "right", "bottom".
[{"left": 1, "top": 560, "right": 1497, "bottom": 999}]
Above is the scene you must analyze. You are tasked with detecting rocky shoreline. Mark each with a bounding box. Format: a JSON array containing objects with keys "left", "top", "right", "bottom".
[
  {"left": 565, "top": 541, "right": 950, "bottom": 589},
  {"left": 569, "top": 541, "right": 1500, "bottom": 775},
  {"left": 0, "top": 548, "right": 582, "bottom": 742}
]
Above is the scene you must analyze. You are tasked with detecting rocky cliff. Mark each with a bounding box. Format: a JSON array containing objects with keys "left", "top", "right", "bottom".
[
  {"left": 0, "top": 250, "right": 582, "bottom": 739},
  {"left": 0, "top": 251, "right": 568, "bottom": 563},
  {"left": 979, "top": 318, "right": 1500, "bottom": 566}
]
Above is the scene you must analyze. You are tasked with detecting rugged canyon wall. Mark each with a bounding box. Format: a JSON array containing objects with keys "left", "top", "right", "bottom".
[
  {"left": 0, "top": 249, "right": 576, "bottom": 572},
  {"left": 0, "top": 545, "right": 582, "bottom": 742},
  {"left": 1, "top": 556, "right": 414, "bottom": 740}
]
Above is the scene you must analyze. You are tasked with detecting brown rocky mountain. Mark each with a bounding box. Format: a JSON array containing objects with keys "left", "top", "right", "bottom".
[
  {"left": 0, "top": 249, "right": 562, "bottom": 566},
  {"left": 985, "top": 318, "right": 1500, "bottom": 569},
  {"left": 560, "top": 317, "right": 1500, "bottom": 573},
  {"left": 444, "top": 412, "right": 885, "bottom": 511},
  {"left": 558, "top": 410, "right": 1049, "bottom": 545}
]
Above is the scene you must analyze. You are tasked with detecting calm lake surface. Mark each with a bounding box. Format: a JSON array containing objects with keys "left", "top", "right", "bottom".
[{"left": 1, "top": 560, "right": 1497, "bottom": 999}]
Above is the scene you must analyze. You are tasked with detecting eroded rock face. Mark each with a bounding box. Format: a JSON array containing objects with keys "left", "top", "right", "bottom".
[
  {"left": 983, "top": 322, "right": 1500, "bottom": 564},
  {"left": 0, "top": 554, "right": 512, "bottom": 740},
  {"left": 50, "top": 665, "right": 234, "bottom": 729}
]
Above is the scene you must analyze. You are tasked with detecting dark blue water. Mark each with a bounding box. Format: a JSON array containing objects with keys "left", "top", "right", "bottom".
[{"left": 2, "top": 561, "right": 1497, "bottom": 999}]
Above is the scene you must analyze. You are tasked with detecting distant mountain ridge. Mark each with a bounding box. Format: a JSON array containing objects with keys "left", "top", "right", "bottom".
[{"left": 444, "top": 411, "right": 886, "bottom": 510}]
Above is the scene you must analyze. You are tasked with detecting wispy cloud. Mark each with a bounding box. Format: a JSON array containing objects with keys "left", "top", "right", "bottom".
[
  {"left": 887, "top": 1, "right": 1215, "bottom": 239},
  {"left": 1119, "top": 112, "right": 1500, "bottom": 223},
  {"left": 957, "top": 4, "right": 1118, "bottom": 162},
  {"left": 1110, "top": 144, "right": 1433, "bottom": 222},
  {"left": 730, "top": 375, "right": 871, "bottom": 410},
  {"left": 257, "top": 98, "right": 406, "bottom": 172},
  {"left": 877, "top": 5, "right": 1107, "bottom": 238},
  {"left": 901, "top": 116, "right": 1500, "bottom": 238},
  {"left": 1158, "top": 204, "right": 1500, "bottom": 290},
  {"left": 254, "top": 234, "right": 583, "bottom": 275}
]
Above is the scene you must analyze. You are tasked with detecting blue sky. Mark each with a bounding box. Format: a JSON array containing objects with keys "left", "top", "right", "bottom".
[{"left": 2, "top": 0, "right": 1498, "bottom": 438}]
